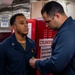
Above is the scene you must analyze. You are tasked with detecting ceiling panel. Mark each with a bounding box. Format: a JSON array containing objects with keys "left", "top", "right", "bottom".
[
  {"left": 0, "top": 0, "right": 75, "bottom": 12},
  {"left": 57, "top": 0, "right": 75, "bottom": 2}
]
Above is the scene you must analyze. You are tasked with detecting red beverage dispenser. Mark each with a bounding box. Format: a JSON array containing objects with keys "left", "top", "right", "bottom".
[{"left": 28, "top": 19, "right": 56, "bottom": 75}]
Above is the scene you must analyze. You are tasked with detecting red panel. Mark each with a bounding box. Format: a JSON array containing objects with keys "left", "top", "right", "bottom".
[
  {"left": 36, "top": 20, "right": 56, "bottom": 58},
  {"left": 28, "top": 19, "right": 36, "bottom": 41},
  {"left": 36, "top": 20, "right": 56, "bottom": 75},
  {"left": 28, "top": 19, "right": 56, "bottom": 75}
]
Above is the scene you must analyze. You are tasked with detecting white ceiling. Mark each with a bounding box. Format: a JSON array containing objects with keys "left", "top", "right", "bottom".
[
  {"left": 57, "top": 0, "right": 75, "bottom": 2},
  {"left": 0, "top": 0, "right": 75, "bottom": 12}
]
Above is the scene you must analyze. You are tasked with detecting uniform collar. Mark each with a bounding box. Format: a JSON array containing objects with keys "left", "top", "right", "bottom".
[
  {"left": 10, "top": 33, "right": 30, "bottom": 45},
  {"left": 57, "top": 16, "right": 73, "bottom": 33},
  {"left": 10, "top": 33, "right": 32, "bottom": 52}
]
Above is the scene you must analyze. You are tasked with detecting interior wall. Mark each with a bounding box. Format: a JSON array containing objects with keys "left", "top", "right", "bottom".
[
  {"left": 57, "top": 1, "right": 75, "bottom": 19},
  {"left": 30, "top": 0, "right": 75, "bottom": 19},
  {"left": 30, "top": 1, "right": 47, "bottom": 19}
]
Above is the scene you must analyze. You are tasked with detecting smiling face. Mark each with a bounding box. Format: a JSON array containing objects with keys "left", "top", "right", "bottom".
[
  {"left": 12, "top": 15, "right": 28, "bottom": 36},
  {"left": 42, "top": 12, "right": 61, "bottom": 30}
]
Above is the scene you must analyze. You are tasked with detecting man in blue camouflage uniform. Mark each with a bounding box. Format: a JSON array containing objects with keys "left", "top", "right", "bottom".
[
  {"left": 29, "top": 1, "right": 75, "bottom": 75},
  {"left": 0, "top": 13, "right": 37, "bottom": 75}
]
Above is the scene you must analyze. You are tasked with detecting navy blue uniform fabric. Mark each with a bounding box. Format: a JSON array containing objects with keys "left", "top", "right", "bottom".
[
  {"left": 0, "top": 33, "right": 37, "bottom": 75},
  {"left": 35, "top": 17, "right": 75, "bottom": 75}
]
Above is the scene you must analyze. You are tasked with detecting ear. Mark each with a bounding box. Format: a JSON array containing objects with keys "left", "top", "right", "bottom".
[
  {"left": 11, "top": 25, "right": 16, "bottom": 32},
  {"left": 54, "top": 12, "right": 60, "bottom": 19}
]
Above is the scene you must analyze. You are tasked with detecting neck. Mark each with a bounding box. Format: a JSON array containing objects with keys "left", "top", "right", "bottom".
[
  {"left": 59, "top": 15, "right": 68, "bottom": 28},
  {"left": 15, "top": 33, "right": 26, "bottom": 43}
]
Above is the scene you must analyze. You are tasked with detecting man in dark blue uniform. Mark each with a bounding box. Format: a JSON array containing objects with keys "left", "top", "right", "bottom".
[
  {"left": 0, "top": 13, "right": 37, "bottom": 75},
  {"left": 29, "top": 1, "right": 75, "bottom": 75}
]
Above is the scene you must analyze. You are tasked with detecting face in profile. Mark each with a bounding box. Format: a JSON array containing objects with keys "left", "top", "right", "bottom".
[
  {"left": 42, "top": 12, "right": 60, "bottom": 30},
  {"left": 13, "top": 15, "right": 28, "bottom": 36}
]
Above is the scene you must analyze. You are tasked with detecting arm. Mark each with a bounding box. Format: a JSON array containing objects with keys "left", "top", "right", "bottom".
[
  {"left": 0, "top": 44, "right": 5, "bottom": 75},
  {"left": 32, "top": 31, "right": 75, "bottom": 74}
]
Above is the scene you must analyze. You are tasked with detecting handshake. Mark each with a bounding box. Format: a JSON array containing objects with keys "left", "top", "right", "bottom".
[
  {"left": 29, "top": 57, "right": 43, "bottom": 68},
  {"left": 29, "top": 57, "right": 39, "bottom": 68}
]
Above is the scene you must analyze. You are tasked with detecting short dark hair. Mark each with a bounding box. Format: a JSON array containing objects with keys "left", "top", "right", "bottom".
[
  {"left": 41, "top": 1, "right": 65, "bottom": 16},
  {"left": 10, "top": 13, "right": 25, "bottom": 26}
]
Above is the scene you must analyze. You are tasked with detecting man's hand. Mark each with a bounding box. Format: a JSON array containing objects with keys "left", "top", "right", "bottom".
[{"left": 29, "top": 58, "right": 39, "bottom": 68}]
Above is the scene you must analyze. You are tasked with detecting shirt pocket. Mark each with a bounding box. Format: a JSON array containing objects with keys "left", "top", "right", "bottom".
[
  {"left": 7, "top": 51, "right": 25, "bottom": 64},
  {"left": 26, "top": 48, "right": 37, "bottom": 62}
]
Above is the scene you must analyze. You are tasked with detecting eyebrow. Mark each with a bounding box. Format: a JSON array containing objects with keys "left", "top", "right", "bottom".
[
  {"left": 19, "top": 20, "right": 28, "bottom": 22},
  {"left": 26, "top": 21, "right": 28, "bottom": 23},
  {"left": 45, "top": 20, "right": 51, "bottom": 23}
]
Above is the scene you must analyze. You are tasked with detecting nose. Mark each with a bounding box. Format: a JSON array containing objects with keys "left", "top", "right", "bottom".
[
  {"left": 46, "top": 24, "right": 49, "bottom": 27},
  {"left": 24, "top": 23, "right": 28, "bottom": 27}
]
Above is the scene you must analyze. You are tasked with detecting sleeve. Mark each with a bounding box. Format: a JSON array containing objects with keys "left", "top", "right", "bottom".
[
  {"left": 0, "top": 44, "right": 5, "bottom": 75},
  {"left": 35, "top": 31, "right": 75, "bottom": 74}
]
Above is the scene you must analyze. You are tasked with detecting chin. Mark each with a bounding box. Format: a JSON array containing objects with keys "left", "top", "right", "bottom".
[
  {"left": 21, "top": 33, "right": 27, "bottom": 36},
  {"left": 24, "top": 33, "right": 28, "bottom": 35}
]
